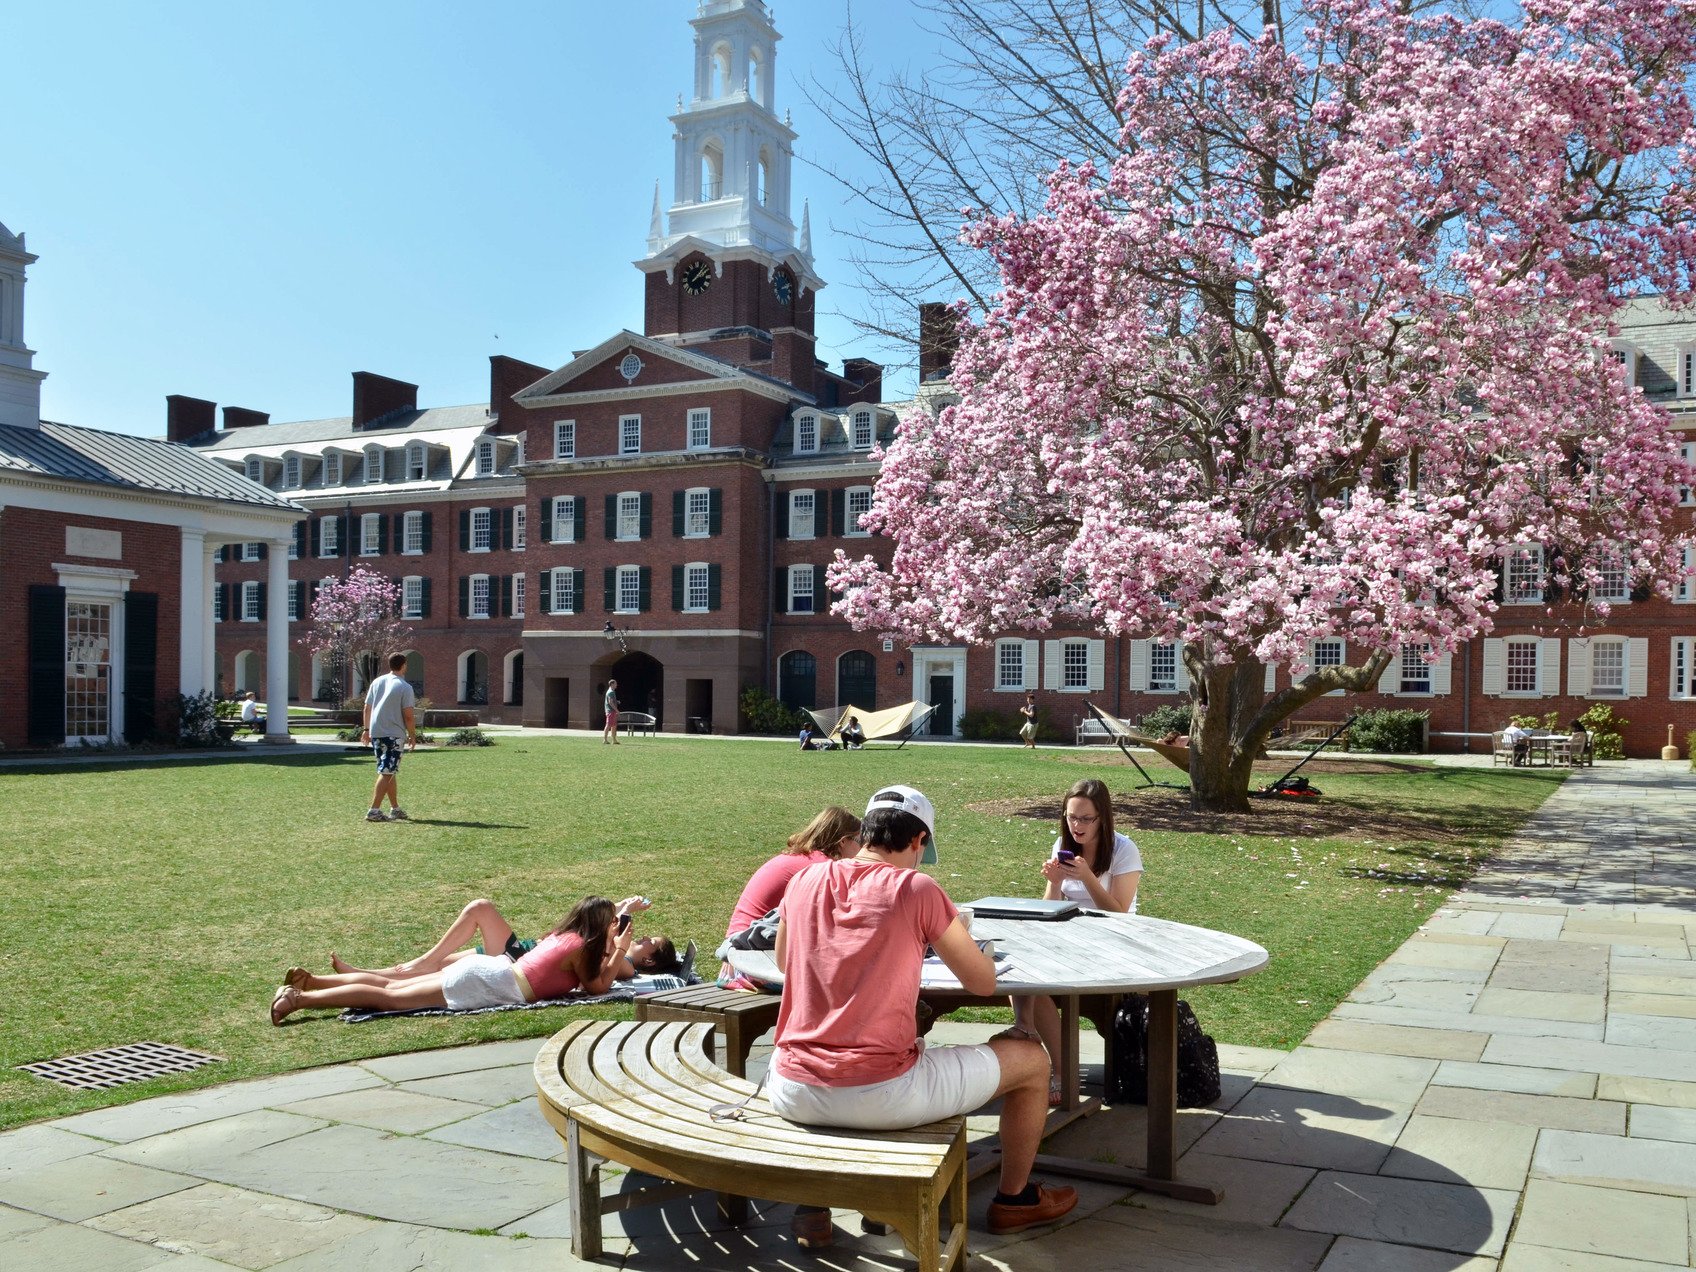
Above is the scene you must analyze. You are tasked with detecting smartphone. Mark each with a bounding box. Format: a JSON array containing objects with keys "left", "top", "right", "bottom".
[
  {"left": 1056, "top": 848, "right": 1078, "bottom": 864},
  {"left": 616, "top": 913, "right": 632, "bottom": 934}
]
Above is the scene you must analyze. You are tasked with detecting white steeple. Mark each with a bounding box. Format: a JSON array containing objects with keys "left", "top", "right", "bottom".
[{"left": 0, "top": 220, "right": 45, "bottom": 430}]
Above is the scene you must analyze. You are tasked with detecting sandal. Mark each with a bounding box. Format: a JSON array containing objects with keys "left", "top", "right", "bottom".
[
  {"left": 284, "top": 967, "right": 311, "bottom": 990},
  {"left": 270, "top": 985, "right": 301, "bottom": 1026},
  {"left": 1048, "top": 1075, "right": 1063, "bottom": 1108},
  {"left": 988, "top": 1026, "right": 1037, "bottom": 1043}
]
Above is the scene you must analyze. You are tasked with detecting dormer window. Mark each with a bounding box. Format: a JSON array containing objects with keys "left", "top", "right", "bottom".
[
  {"left": 245, "top": 458, "right": 263, "bottom": 483},
  {"left": 364, "top": 445, "right": 385, "bottom": 484},
  {"left": 476, "top": 438, "right": 496, "bottom": 476},
  {"left": 283, "top": 456, "right": 301, "bottom": 489},
  {"left": 324, "top": 452, "right": 342, "bottom": 486},
  {"left": 852, "top": 409, "right": 875, "bottom": 450},
  {"left": 406, "top": 442, "right": 427, "bottom": 481},
  {"left": 1610, "top": 339, "right": 1638, "bottom": 389},
  {"left": 796, "top": 413, "right": 818, "bottom": 454}
]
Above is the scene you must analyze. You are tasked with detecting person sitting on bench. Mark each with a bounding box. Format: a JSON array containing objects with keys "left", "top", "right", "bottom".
[
  {"left": 768, "top": 785, "right": 1077, "bottom": 1248},
  {"left": 240, "top": 692, "right": 265, "bottom": 729}
]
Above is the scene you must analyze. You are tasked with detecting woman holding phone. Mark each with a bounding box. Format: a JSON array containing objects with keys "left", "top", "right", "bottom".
[
  {"left": 270, "top": 895, "right": 652, "bottom": 1024},
  {"left": 992, "top": 779, "right": 1142, "bottom": 1102}
]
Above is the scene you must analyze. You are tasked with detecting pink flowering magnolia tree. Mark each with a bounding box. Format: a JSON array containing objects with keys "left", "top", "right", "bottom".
[
  {"left": 300, "top": 567, "right": 412, "bottom": 703},
  {"left": 831, "top": 0, "right": 1696, "bottom": 810}
]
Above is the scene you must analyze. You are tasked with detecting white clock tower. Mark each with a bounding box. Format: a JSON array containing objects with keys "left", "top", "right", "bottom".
[{"left": 0, "top": 220, "right": 45, "bottom": 430}]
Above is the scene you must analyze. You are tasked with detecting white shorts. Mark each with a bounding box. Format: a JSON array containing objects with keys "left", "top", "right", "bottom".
[
  {"left": 766, "top": 1043, "right": 1001, "bottom": 1130},
  {"left": 441, "top": 953, "right": 526, "bottom": 1010}
]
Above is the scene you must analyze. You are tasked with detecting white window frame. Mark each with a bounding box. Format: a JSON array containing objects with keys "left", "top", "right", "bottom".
[
  {"left": 287, "top": 529, "right": 299, "bottom": 561},
  {"left": 287, "top": 582, "right": 300, "bottom": 622},
  {"left": 283, "top": 456, "right": 301, "bottom": 489},
  {"left": 364, "top": 445, "right": 385, "bottom": 484},
  {"left": 1505, "top": 637, "right": 1541, "bottom": 695},
  {"left": 684, "top": 487, "right": 712, "bottom": 538},
  {"left": 687, "top": 407, "right": 711, "bottom": 450},
  {"left": 788, "top": 564, "right": 815, "bottom": 614},
  {"left": 554, "top": 420, "right": 576, "bottom": 459},
  {"left": 1148, "top": 642, "right": 1178, "bottom": 693},
  {"left": 619, "top": 414, "right": 642, "bottom": 455},
  {"left": 403, "top": 510, "right": 424, "bottom": 555},
  {"left": 845, "top": 486, "right": 873, "bottom": 538},
  {"left": 513, "top": 505, "right": 526, "bottom": 551},
  {"left": 240, "top": 541, "right": 261, "bottom": 562},
  {"left": 852, "top": 409, "right": 875, "bottom": 449},
  {"left": 402, "top": 576, "right": 424, "bottom": 620},
  {"left": 796, "top": 412, "right": 818, "bottom": 453},
  {"left": 245, "top": 457, "right": 263, "bottom": 482},
  {"left": 1594, "top": 544, "right": 1631, "bottom": 604},
  {"left": 684, "top": 562, "right": 710, "bottom": 612},
  {"left": 324, "top": 452, "right": 342, "bottom": 486},
  {"left": 1061, "top": 640, "right": 1090, "bottom": 690},
  {"left": 1588, "top": 637, "right": 1627, "bottom": 697},
  {"left": 406, "top": 442, "right": 427, "bottom": 481},
  {"left": 319, "top": 515, "right": 340, "bottom": 558},
  {"left": 240, "top": 580, "right": 261, "bottom": 623},
  {"left": 1672, "top": 637, "right": 1696, "bottom": 700},
  {"left": 1680, "top": 441, "right": 1696, "bottom": 507},
  {"left": 616, "top": 564, "right": 641, "bottom": 614},
  {"left": 552, "top": 496, "right": 576, "bottom": 544},
  {"left": 469, "top": 573, "right": 492, "bottom": 620},
  {"left": 616, "top": 492, "right": 642, "bottom": 541},
  {"left": 789, "top": 489, "right": 816, "bottom": 539},
  {"left": 213, "top": 585, "right": 224, "bottom": 623},
  {"left": 360, "top": 513, "right": 382, "bottom": 557},
  {"left": 1678, "top": 546, "right": 1696, "bottom": 604},
  {"left": 476, "top": 438, "right": 496, "bottom": 476},
  {"left": 1399, "top": 643, "right": 1432, "bottom": 695},
  {"left": 1505, "top": 545, "right": 1545, "bottom": 605},
  {"left": 513, "top": 572, "right": 525, "bottom": 619},
  {"left": 469, "top": 507, "right": 493, "bottom": 553},
  {"left": 550, "top": 567, "right": 577, "bottom": 615},
  {"left": 996, "top": 640, "right": 1032, "bottom": 691}
]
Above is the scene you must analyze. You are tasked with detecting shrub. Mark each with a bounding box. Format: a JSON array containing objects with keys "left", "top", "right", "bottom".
[
  {"left": 446, "top": 727, "right": 492, "bottom": 747},
  {"left": 959, "top": 707, "right": 1019, "bottom": 741},
  {"left": 335, "top": 727, "right": 363, "bottom": 742},
  {"left": 1138, "top": 704, "right": 1194, "bottom": 739},
  {"left": 739, "top": 687, "right": 806, "bottom": 735},
  {"left": 1688, "top": 731, "right": 1696, "bottom": 770},
  {"left": 1578, "top": 703, "right": 1627, "bottom": 760},
  {"left": 1509, "top": 711, "right": 1562, "bottom": 731},
  {"left": 1347, "top": 708, "right": 1429, "bottom": 754},
  {"left": 175, "top": 691, "right": 230, "bottom": 747}
]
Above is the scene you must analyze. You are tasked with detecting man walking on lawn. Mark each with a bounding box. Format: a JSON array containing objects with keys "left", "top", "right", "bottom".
[
  {"left": 768, "top": 785, "right": 1077, "bottom": 1248},
  {"left": 361, "top": 652, "right": 417, "bottom": 822}
]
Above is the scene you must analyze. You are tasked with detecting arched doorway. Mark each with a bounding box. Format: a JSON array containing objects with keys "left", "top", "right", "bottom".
[
  {"left": 837, "top": 650, "right": 876, "bottom": 709},
  {"left": 504, "top": 651, "right": 524, "bottom": 706},
  {"left": 601, "top": 651, "right": 663, "bottom": 729},
  {"left": 779, "top": 650, "right": 816, "bottom": 713},
  {"left": 402, "top": 649, "right": 425, "bottom": 699},
  {"left": 235, "top": 650, "right": 261, "bottom": 695},
  {"left": 459, "top": 650, "right": 489, "bottom": 705}
]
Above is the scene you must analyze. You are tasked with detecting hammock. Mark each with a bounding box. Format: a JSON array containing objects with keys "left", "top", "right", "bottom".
[
  {"left": 1084, "top": 702, "right": 1191, "bottom": 789},
  {"left": 804, "top": 700, "right": 936, "bottom": 749}
]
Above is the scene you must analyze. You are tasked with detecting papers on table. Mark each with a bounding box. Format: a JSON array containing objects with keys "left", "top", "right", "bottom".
[{"left": 920, "top": 943, "right": 1010, "bottom": 989}]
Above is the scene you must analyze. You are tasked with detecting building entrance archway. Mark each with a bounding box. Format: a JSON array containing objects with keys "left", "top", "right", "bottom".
[{"left": 600, "top": 651, "right": 663, "bottom": 730}]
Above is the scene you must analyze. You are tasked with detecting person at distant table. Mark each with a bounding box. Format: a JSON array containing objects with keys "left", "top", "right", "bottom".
[
  {"left": 1501, "top": 720, "right": 1531, "bottom": 766},
  {"left": 240, "top": 691, "right": 265, "bottom": 728}
]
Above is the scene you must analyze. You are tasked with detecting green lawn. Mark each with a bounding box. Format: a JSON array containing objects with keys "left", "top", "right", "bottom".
[{"left": 0, "top": 738, "right": 1563, "bottom": 1128}]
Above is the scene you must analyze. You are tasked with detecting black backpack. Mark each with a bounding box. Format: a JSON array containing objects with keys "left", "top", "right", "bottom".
[{"left": 1107, "top": 994, "right": 1222, "bottom": 1108}]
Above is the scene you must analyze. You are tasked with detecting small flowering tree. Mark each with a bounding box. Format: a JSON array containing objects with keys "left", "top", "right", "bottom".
[
  {"left": 300, "top": 567, "right": 412, "bottom": 706},
  {"left": 832, "top": 0, "right": 1696, "bottom": 810}
]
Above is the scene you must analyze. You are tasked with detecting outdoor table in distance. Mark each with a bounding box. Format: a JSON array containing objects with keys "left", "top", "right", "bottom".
[{"left": 725, "top": 909, "right": 1267, "bottom": 1205}]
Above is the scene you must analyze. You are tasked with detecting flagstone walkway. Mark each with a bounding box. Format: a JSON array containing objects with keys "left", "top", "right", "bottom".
[{"left": 2, "top": 760, "right": 1693, "bottom": 1270}]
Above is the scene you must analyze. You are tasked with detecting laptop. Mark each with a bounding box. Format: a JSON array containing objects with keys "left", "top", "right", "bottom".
[{"left": 967, "top": 896, "right": 1081, "bottom": 921}]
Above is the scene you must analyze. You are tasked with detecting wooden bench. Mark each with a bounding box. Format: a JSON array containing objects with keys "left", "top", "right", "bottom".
[
  {"left": 534, "top": 1020, "right": 968, "bottom": 1271},
  {"left": 616, "top": 710, "right": 657, "bottom": 737},
  {"left": 1285, "top": 718, "right": 1349, "bottom": 748},
  {"left": 634, "top": 984, "right": 781, "bottom": 1079},
  {"left": 1075, "top": 717, "right": 1112, "bottom": 745}
]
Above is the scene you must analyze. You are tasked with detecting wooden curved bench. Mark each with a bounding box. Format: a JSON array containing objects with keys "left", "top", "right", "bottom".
[{"left": 534, "top": 1019, "right": 968, "bottom": 1271}]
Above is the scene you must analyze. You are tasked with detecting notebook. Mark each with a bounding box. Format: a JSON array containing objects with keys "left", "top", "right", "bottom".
[{"left": 967, "top": 896, "right": 1080, "bottom": 921}]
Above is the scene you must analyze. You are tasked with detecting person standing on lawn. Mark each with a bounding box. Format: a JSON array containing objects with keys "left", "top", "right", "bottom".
[
  {"left": 361, "top": 652, "right": 416, "bottom": 822},
  {"left": 603, "top": 679, "right": 620, "bottom": 745},
  {"left": 768, "top": 785, "right": 1077, "bottom": 1248}
]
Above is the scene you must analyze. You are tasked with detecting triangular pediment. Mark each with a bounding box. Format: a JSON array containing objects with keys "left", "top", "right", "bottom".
[{"left": 514, "top": 330, "right": 768, "bottom": 403}]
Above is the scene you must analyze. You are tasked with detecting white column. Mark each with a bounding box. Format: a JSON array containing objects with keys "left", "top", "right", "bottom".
[
  {"left": 178, "top": 528, "right": 206, "bottom": 697},
  {"left": 263, "top": 539, "right": 294, "bottom": 743},
  {"left": 202, "top": 544, "right": 217, "bottom": 695}
]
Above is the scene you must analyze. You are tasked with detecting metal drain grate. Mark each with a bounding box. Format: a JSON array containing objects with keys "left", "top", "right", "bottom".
[{"left": 18, "top": 1041, "right": 225, "bottom": 1091}]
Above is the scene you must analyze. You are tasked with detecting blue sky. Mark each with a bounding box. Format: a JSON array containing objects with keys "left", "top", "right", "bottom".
[{"left": 4, "top": 1, "right": 940, "bottom": 436}]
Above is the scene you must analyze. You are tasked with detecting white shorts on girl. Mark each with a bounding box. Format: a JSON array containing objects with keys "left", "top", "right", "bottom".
[
  {"left": 441, "top": 953, "right": 526, "bottom": 1010},
  {"left": 766, "top": 1042, "right": 1000, "bottom": 1130}
]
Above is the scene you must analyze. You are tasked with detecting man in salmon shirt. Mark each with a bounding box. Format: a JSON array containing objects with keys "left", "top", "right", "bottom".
[{"left": 769, "top": 785, "right": 1078, "bottom": 1248}]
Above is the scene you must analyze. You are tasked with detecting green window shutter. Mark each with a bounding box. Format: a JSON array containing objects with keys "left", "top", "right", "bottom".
[
  {"left": 709, "top": 488, "right": 722, "bottom": 535},
  {"left": 256, "top": 542, "right": 268, "bottom": 561},
  {"left": 27, "top": 585, "right": 67, "bottom": 746},
  {"left": 459, "top": 576, "right": 470, "bottom": 618},
  {"left": 672, "top": 490, "right": 685, "bottom": 537},
  {"left": 574, "top": 569, "right": 585, "bottom": 614},
  {"left": 420, "top": 511, "right": 433, "bottom": 554},
  {"left": 707, "top": 563, "right": 721, "bottom": 611},
  {"left": 500, "top": 574, "right": 513, "bottom": 617},
  {"left": 256, "top": 582, "right": 268, "bottom": 621},
  {"left": 459, "top": 510, "right": 471, "bottom": 551},
  {"left": 830, "top": 489, "right": 846, "bottom": 536},
  {"left": 639, "top": 493, "right": 653, "bottom": 539},
  {"left": 604, "top": 567, "right": 616, "bottom": 611},
  {"left": 501, "top": 508, "right": 514, "bottom": 550},
  {"left": 420, "top": 577, "right": 432, "bottom": 617},
  {"left": 377, "top": 516, "right": 389, "bottom": 556},
  {"left": 573, "top": 499, "right": 586, "bottom": 542},
  {"left": 672, "top": 564, "right": 684, "bottom": 610},
  {"left": 774, "top": 567, "right": 786, "bottom": 614},
  {"left": 604, "top": 495, "right": 617, "bottom": 539},
  {"left": 638, "top": 566, "right": 651, "bottom": 612},
  {"left": 539, "top": 496, "right": 554, "bottom": 542},
  {"left": 775, "top": 491, "right": 789, "bottom": 539}
]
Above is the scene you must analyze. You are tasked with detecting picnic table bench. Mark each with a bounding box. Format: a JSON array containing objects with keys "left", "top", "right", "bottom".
[
  {"left": 534, "top": 1019, "right": 968, "bottom": 1272},
  {"left": 633, "top": 984, "right": 781, "bottom": 1079},
  {"left": 1284, "top": 718, "right": 1349, "bottom": 748},
  {"left": 616, "top": 710, "right": 656, "bottom": 737}
]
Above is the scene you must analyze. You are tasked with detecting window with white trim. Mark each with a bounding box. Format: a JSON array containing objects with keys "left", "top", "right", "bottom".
[
  {"left": 1400, "top": 643, "right": 1432, "bottom": 694},
  {"left": 552, "top": 496, "right": 576, "bottom": 543},
  {"left": 245, "top": 457, "right": 263, "bottom": 482},
  {"left": 470, "top": 507, "right": 492, "bottom": 552},
  {"left": 1313, "top": 638, "right": 1343, "bottom": 674},
  {"left": 513, "top": 573, "right": 525, "bottom": 618},
  {"left": 287, "top": 582, "right": 300, "bottom": 621},
  {"left": 789, "top": 490, "right": 815, "bottom": 538},
  {"left": 620, "top": 415, "right": 641, "bottom": 455},
  {"left": 407, "top": 443, "right": 427, "bottom": 481},
  {"left": 1506, "top": 638, "right": 1540, "bottom": 694},
  {"left": 403, "top": 510, "right": 424, "bottom": 554},
  {"left": 1505, "top": 545, "right": 1544, "bottom": 604},
  {"left": 319, "top": 515, "right": 340, "bottom": 557},
  {"left": 475, "top": 439, "right": 496, "bottom": 476},
  {"left": 852, "top": 409, "right": 875, "bottom": 449},
  {"left": 684, "top": 562, "right": 710, "bottom": 611},
  {"left": 687, "top": 408, "right": 711, "bottom": 450},
  {"left": 796, "top": 412, "right": 818, "bottom": 453},
  {"left": 617, "top": 492, "right": 641, "bottom": 541},
  {"left": 684, "top": 487, "right": 711, "bottom": 538},
  {"left": 469, "top": 574, "right": 491, "bottom": 619},
  {"left": 324, "top": 452, "right": 342, "bottom": 485},
  {"left": 616, "top": 565, "right": 641, "bottom": 613},
  {"left": 845, "top": 486, "right": 873, "bottom": 537},
  {"left": 287, "top": 529, "right": 298, "bottom": 561},
  {"left": 284, "top": 456, "right": 301, "bottom": 488},
  {"left": 997, "top": 641, "right": 1027, "bottom": 690},
  {"left": 789, "top": 565, "right": 815, "bottom": 614},
  {"left": 240, "top": 541, "right": 261, "bottom": 562},
  {"left": 1678, "top": 546, "right": 1695, "bottom": 603},
  {"left": 1680, "top": 441, "right": 1696, "bottom": 507},
  {"left": 1595, "top": 544, "right": 1630, "bottom": 603},
  {"left": 241, "top": 581, "right": 261, "bottom": 622},
  {"left": 551, "top": 568, "right": 576, "bottom": 614},
  {"left": 361, "top": 514, "right": 381, "bottom": 556},
  {"left": 1149, "top": 643, "right": 1178, "bottom": 692},
  {"left": 213, "top": 586, "right": 224, "bottom": 622},
  {"left": 554, "top": 420, "right": 576, "bottom": 459},
  {"left": 1672, "top": 637, "right": 1696, "bottom": 699},
  {"left": 402, "top": 576, "right": 424, "bottom": 619},
  {"left": 513, "top": 506, "right": 526, "bottom": 551},
  {"left": 1061, "top": 640, "right": 1090, "bottom": 689},
  {"left": 364, "top": 446, "right": 384, "bottom": 483},
  {"left": 1590, "top": 637, "right": 1626, "bottom": 696}
]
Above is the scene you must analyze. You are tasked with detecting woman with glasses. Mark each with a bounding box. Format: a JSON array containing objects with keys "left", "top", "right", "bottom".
[{"left": 993, "top": 778, "right": 1142, "bottom": 1102}]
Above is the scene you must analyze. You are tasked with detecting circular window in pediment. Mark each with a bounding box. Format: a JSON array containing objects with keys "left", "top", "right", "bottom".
[{"left": 619, "top": 354, "right": 643, "bottom": 383}]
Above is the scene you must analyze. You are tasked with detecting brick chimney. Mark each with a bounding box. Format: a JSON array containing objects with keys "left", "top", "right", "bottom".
[
  {"left": 488, "top": 354, "right": 551, "bottom": 428},
  {"left": 222, "top": 406, "right": 269, "bottom": 430},
  {"left": 772, "top": 330, "right": 816, "bottom": 399},
  {"left": 918, "top": 303, "right": 959, "bottom": 382},
  {"left": 352, "top": 371, "right": 418, "bottom": 428},
  {"left": 165, "top": 395, "right": 217, "bottom": 444},
  {"left": 841, "top": 358, "right": 884, "bottom": 404}
]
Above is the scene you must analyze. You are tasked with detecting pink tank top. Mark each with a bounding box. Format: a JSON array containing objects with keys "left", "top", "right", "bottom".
[{"left": 514, "top": 931, "right": 586, "bottom": 1000}]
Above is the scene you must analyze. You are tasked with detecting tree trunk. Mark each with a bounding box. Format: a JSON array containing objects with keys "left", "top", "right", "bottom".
[{"left": 1187, "top": 660, "right": 1271, "bottom": 812}]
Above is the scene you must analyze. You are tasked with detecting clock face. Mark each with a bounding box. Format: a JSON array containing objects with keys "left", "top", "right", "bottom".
[
  {"left": 772, "top": 269, "right": 793, "bottom": 304},
  {"left": 682, "top": 261, "right": 712, "bottom": 295}
]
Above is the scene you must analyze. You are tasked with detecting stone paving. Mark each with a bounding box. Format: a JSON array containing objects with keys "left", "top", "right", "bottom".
[{"left": 3, "top": 760, "right": 1695, "bottom": 1270}]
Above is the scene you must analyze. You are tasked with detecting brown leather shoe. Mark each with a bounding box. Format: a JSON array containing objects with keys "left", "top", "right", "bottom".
[
  {"left": 791, "top": 1205, "right": 833, "bottom": 1248},
  {"left": 986, "top": 1183, "right": 1079, "bottom": 1235}
]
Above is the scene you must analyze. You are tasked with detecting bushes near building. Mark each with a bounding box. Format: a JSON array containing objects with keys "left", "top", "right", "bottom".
[
  {"left": 1347, "top": 709, "right": 1429, "bottom": 754},
  {"left": 740, "top": 687, "right": 806, "bottom": 736}
]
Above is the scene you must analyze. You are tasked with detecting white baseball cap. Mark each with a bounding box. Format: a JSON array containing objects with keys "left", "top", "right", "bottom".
[{"left": 865, "top": 785, "right": 939, "bottom": 864}]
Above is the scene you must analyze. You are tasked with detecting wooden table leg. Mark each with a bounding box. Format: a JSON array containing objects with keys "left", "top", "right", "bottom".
[
  {"left": 1146, "top": 989, "right": 1178, "bottom": 1181},
  {"left": 1057, "top": 995, "right": 1081, "bottom": 1111}
]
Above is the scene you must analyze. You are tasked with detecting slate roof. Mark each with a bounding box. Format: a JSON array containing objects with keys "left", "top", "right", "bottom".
[
  {"left": 193, "top": 404, "right": 493, "bottom": 451},
  {"left": 0, "top": 420, "right": 302, "bottom": 511}
]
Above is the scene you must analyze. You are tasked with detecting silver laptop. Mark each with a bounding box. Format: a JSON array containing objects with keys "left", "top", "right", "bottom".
[{"left": 968, "top": 896, "right": 1081, "bottom": 921}]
